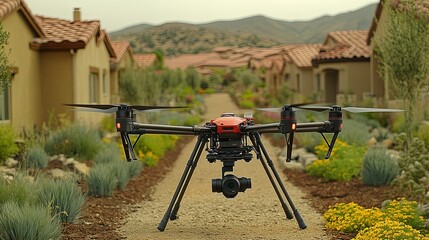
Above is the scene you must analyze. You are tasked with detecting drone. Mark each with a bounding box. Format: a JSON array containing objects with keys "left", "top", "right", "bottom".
[{"left": 66, "top": 103, "right": 403, "bottom": 231}]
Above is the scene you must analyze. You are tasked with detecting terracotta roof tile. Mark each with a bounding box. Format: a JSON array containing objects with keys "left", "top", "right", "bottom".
[
  {"left": 111, "top": 41, "right": 131, "bottom": 62},
  {"left": 35, "top": 16, "right": 100, "bottom": 46},
  {"left": 287, "top": 44, "right": 321, "bottom": 68},
  {"left": 314, "top": 30, "right": 370, "bottom": 63},
  {"left": 0, "top": 0, "right": 46, "bottom": 36},
  {"left": 164, "top": 53, "right": 218, "bottom": 69},
  {"left": 134, "top": 54, "right": 156, "bottom": 68}
]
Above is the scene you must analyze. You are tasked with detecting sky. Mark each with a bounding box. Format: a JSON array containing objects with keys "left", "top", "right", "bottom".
[{"left": 24, "top": 0, "right": 379, "bottom": 32}]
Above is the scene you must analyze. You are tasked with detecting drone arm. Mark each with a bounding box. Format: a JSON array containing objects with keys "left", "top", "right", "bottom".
[{"left": 133, "top": 123, "right": 210, "bottom": 134}]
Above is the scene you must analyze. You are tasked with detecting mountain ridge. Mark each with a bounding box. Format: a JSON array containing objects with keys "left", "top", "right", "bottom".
[{"left": 110, "top": 3, "right": 377, "bottom": 56}]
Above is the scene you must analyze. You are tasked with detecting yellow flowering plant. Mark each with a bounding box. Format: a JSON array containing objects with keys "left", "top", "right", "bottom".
[
  {"left": 306, "top": 140, "right": 366, "bottom": 181},
  {"left": 354, "top": 219, "right": 428, "bottom": 240}
]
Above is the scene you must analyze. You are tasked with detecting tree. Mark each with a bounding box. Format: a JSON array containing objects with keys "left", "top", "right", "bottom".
[
  {"left": 0, "top": 22, "right": 12, "bottom": 92},
  {"left": 374, "top": 0, "right": 429, "bottom": 146}
]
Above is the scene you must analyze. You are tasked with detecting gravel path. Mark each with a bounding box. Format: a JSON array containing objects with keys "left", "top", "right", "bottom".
[{"left": 120, "top": 93, "right": 328, "bottom": 239}]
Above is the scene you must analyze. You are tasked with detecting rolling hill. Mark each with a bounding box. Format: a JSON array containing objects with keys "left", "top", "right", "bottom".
[{"left": 110, "top": 3, "right": 377, "bottom": 56}]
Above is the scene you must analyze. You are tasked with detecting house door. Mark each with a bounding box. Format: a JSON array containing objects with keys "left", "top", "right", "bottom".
[{"left": 324, "top": 69, "right": 339, "bottom": 104}]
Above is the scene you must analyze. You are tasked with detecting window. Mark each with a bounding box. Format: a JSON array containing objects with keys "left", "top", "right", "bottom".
[
  {"left": 0, "top": 87, "right": 10, "bottom": 121},
  {"left": 102, "top": 70, "right": 107, "bottom": 96},
  {"left": 89, "top": 71, "right": 99, "bottom": 103},
  {"left": 296, "top": 74, "right": 300, "bottom": 93}
]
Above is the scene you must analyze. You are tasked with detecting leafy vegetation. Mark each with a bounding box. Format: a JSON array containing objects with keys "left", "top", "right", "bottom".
[
  {"left": 324, "top": 198, "right": 426, "bottom": 237},
  {"left": 86, "top": 164, "right": 118, "bottom": 197},
  {"left": 36, "top": 177, "right": 86, "bottom": 223},
  {"left": 24, "top": 146, "right": 49, "bottom": 169},
  {"left": 0, "top": 22, "right": 12, "bottom": 92},
  {"left": 361, "top": 147, "right": 399, "bottom": 186},
  {"left": 374, "top": 0, "right": 429, "bottom": 145},
  {"left": 0, "top": 202, "right": 61, "bottom": 240},
  {"left": 0, "top": 125, "right": 18, "bottom": 162},
  {"left": 45, "top": 123, "right": 103, "bottom": 160}
]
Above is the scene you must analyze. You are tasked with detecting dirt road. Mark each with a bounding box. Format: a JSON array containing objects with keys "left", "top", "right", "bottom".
[{"left": 120, "top": 93, "right": 328, "bottom": 239}]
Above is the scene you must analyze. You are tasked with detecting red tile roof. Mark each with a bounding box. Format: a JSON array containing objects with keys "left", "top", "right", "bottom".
[
  {"left": 0, "top": 0, "right": 45, "bottom": 36},
  {"left": 313, "top": 30, "right": 370, "bottom": 64},
  {"left": 31, "top": 16, "right": 100, "bottom": 49},
  {"left": 134, "top": 54, "right": 156, "bottom": 68},
  {"left": 30, "top": 15, "right": 116, "bottom": 57},
  {"left": 111, "top": 41, "right": 131, "bottom": 62},
  {"left": 287, "top": 44, "right": 321, "bottom": 68}
]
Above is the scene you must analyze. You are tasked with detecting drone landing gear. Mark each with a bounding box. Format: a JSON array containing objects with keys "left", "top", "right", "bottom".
[
  {"left": 251, "top": 133, "right": 307, "bottom": 229},
  {"left": 157, "top": 133, "right": 307, "bottom": 232},
  {"left": 158, "top": 135, "right": 208, "bottom": 231}
]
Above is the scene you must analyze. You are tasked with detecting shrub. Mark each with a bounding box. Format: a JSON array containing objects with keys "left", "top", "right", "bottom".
[
  {"left": 0, "top": 202, "right": 61, "bottom": 240},
  {"left": 25, "top": 146, "right": 49, "bottom": 169},
  {"left": 0, "top": 125, "right": 18, "bottom": 162},
  {"left": 110, "top": 161, "right": 131, "bottom": 190},
  {"left": 361, "top": 147, "right": 399, "bottom": 186},
  {"left": 339, "top": 119, "right": 371, "bottom": 146},
  {"left": 417, "top": 124, "right": 429, "bottom": 148},
  {"left": 86, "top": 164, "right": 117, "bottom": 197},
  {"left": 93, "top": 145, "right": 120, "bottom": 164},
  {"left": 0, "top": 178, "right": 30, "bottom": 206},
  {"left": 100, "top": 116, "right": 116, "bottom": 133},
  {"left": 306, "top": 140, "right": 366, "bottom": 181},
  {"left": 127, "top": 160, "right": 143, "bottom": 178},
  {"left": 324, "top": 202, "right": 383, "bottom": 233},
  {"left": 45, "top": 123, "right": 103, "bottom": 160},
  {"left": 36, "top": 177, "right": 85, "bottom": 223},
  {"left": 354, "top": 219, "right": 426, "bottom": 240},
  {"left": 392, "top": 134, "right": 429, "bottom": 203},
  {"left": 295, "top": 133, "right": 321, "bottom": 153},
  {"left": 381, "top": 198, "right": 426, "bottom": 230}
]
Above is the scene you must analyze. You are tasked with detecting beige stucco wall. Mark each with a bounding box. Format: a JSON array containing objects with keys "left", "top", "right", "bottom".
[
  {"left": 110, "top": 49, "right": 135, "bottom": 103},
  {"left": 314, "top": 61, "right": 371, "bottom": 104},
  {"left": 2, "top": 9, "right": 43, "bottom": 130},
  {"left": 72, "top": 36, "right": 112, "bottom": 126},
  {"left": 283, "top": 63, "right": 314, "bottom": 100},
  {"left": 40, "top": 51, "right": 73, "bottom": 124}
]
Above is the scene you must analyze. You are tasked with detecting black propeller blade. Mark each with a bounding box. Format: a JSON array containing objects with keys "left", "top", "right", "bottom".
[
  {"left": 299, "top": 105, "right": 404, "bottom": 113},
  {"left": 64, "top": 103, "right": 188, "bottom": 113},
  {"left": 257, "top": 102, "right": 317, "bottom": 112}
]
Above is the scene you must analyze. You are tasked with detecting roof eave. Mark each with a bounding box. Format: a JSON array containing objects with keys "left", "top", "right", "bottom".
[
  {"left": 312, "top": 57, "right": 370, "bottom": 67},
  {"left": 30, "top": 41, "right": 86, "bottom": 51}
]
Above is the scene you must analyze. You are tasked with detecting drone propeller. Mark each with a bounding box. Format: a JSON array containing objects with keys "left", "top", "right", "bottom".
[
  {"left": 299, "top": 105, "right": 404, "bottom": 113},
  {"left": 64, "top": 103, "right": 187, "bottom": 113},
  {"left": 257, "top": 102, "right": 317, "bottom": 112}
]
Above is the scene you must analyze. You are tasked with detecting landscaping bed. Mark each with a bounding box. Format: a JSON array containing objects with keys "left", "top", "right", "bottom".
[{"left": 61, "top": 136, "right": 193, "bottom": 240}]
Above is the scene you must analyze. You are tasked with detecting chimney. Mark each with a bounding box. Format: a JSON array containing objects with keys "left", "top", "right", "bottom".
[{"left": 73, "top": 8, "right": 81, "bottom": 22}]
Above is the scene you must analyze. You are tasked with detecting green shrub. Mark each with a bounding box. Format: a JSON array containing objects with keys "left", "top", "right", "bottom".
[
  {"left": 239, "top": 100, "right": 255, "bottom": 109},
  {"left": 93, "top": 145, "right": 120, "bottom": 164},
  {"left": 362, "top": 147, "right": 400, "bottom": 186},
  {"left": 86, "top": 164, "right": 117, "bottom": 197},
  {"left": 110, "top": 161, "right": 131, "bottom": 190},
  {"left": 339, "top": 119, "right": 371, "bottom": 146},
  {"left": 295, "top": 133, "right": 321, "bottom": 153},
  {"left": 0, "top": 202, "right": 61, "bottom": 240},
  {"left": 417, "top": 124, "right": 429, "bottom": 148},
  {"left": 0, "top": 125, "right": 18, "bottom": 162},
  {"left": 306, "top": 140, "right": 366, "bottom": 181},
  {"left": 392, "top": 134, "right": 429, "bottom": 203},
  {"left": 100, "top": 116, "right": 116, "bottom": 133},
  {"left": 127, "top": 160, "right": 143, "bottom": 178},
  {"left": 0, "top": 178, "right": 30, "bottom": 206},
  {"left": 25, "top": 146, "right": 49, "bottom": 169},
  {"left": 45, "top": 123, "right": 103, "bottom": 160},
  {"left": 36, "top": 177, "right": 85, "bottom": 223}
]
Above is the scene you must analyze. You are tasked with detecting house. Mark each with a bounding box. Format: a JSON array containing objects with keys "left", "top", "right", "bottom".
[
  {"left": 111, "top": 41, "right": 136, "bottom": 103},
  {"left": 283, "top": 44, "right": 321, "bottom": 101},
  {"left": 0, "top": 0, "right": 46, "bottom": 129},
  {"left": 134, "top": 53, "right": 157, "bottom": 69},
  {"left": 0, "top": 0, "right": 117, "bottom": 130},
  {"left": 312, "top": 30, "right": 371, "bottom": 105}
]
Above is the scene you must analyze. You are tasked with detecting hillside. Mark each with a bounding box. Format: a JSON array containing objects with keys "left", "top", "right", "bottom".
[{"left": 110, "top": 3, "right": 377, "bottom": 56}]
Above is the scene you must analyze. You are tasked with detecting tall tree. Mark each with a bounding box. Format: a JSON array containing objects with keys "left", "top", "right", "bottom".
[
  {"left": 0, "top": 23, "right": 12, "bottom": 92},
  {"left": 374, "top": 0, "right": 429, "bottom": 145}
]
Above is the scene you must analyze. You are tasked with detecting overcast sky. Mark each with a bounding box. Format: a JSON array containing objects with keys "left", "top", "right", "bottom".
[{"left": 25, "top": 0, "right": 379, "bottom": 32}]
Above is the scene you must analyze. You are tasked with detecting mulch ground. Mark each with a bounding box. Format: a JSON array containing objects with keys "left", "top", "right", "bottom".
[{"left": 61, "top": 135, "right": 404, "bottom": 240}]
